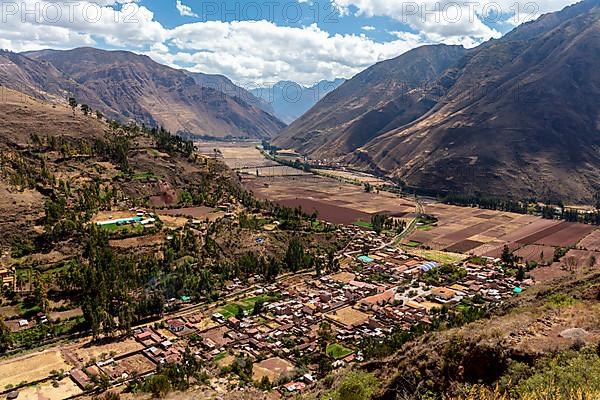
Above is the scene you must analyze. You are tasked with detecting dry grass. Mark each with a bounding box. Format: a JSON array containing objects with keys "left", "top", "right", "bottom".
[
  {"left": 0, "top": 350, "right": 72, "bottom": 388},
  {"left": 449, "top": 385, "right": 600, "bottom": 400}
]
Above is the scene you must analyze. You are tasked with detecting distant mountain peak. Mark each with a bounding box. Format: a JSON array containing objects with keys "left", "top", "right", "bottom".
[{"left": 251, "top": 78, "right": 345, "bottom": 124}]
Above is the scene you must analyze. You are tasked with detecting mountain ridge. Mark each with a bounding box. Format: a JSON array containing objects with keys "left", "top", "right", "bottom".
[
  {"left": 7, "top": 47, "right": 285, "bottom": 139},
  {"left": 274, "top": 0, "right": 600, "bottom": 202},
  {"left": 272, "top": 44, "right": 468, "bottom": 157}
]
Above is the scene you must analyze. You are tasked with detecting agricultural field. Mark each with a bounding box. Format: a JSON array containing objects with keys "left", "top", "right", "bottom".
[
  {"left": 244, "top": 174, "right": 415, "bottom": 225},
  {"left": 195, "top": 141, "right": 277, "bottom": 170},
  {"left": 326, "top": 343, "right": 353, "bottom": 359},
  {"left": 312, "top": 169, "right": 388, "bottom": 185},
  {"left": 405, "top": 203, "right": 597, "bottom": 260},
  {"left": 530, "top": 248, "right": 600, "bottom": 282},
  {"left": 198, "top": 142, "right": 417, "bottom": 225},
  {"left": 218, "top": 294, "right": 280, "bottom": 318},
  {"left": 0, "top": 349, "right": 71, "bottom": 389},
  {"left": 577, "top": 229, "right": 600, "bottom": 251},
  {"left": 158, "top": 206, "right": 226, "bottom": 221},
  {"left": 16, "top": 378, "right": 82, "bottom": 400},
  {"left": 238, "top": 165, "right": 311, "bottom": 177}
]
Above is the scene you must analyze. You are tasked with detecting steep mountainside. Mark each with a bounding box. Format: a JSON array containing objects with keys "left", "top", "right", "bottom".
[
  {"left": 272, "top": 45, "right": 468, "bottom": 156},
  {"left": 0, "top": 50, "right": 98, "bottom": 103},
  {"left": 0, "top": 86, "right": 238, "bottom": 246},
  {"left": 350, "top": 0, "right": 600, "bottom": 203},
  {"left": 275, "top": 0, "right": 600, "bottom": 203},
  {"left": 251, "top": 79, "right": 345, "bottom": 124},
  {"left": 186, "top": 71, "right": 277, "bottom": 118},
  {"left": 16, "top": 48, "right": 285, "bottom": 138}
]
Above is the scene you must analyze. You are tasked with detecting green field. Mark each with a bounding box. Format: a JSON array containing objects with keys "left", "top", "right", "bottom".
[
  {"left": 218, "top": 293, "right": 280, "bottom": 318},
  {"left": 417, "top": 225, "right": 434, "bottom": 231},
  {"left": 353, "top": 220, "right": 373, "bottom": 229},
  {"left": 99, "top": 222, "right": 144, "bottom": 234},
  {"left": 326, "top": 343, "right": 353, "bottom": 359},
  {"left": 401, "top": 247, "right": 468, "bottom": 264},
  {"left": 213, "top": 351, "right": 228, "bottom": 362}
]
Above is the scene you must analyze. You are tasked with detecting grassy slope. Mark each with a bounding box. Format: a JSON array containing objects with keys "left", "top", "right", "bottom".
[{"left": 305, "top": 267, "right": 600, "bottom": 399}]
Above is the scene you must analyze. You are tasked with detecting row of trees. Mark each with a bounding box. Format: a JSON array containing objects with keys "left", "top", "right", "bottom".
[
  {"left": 444, "top": 194, "right": 600, "bottom": 225},
  {"left": 370, "top": 214, "right": 407, "bottom": 234}
]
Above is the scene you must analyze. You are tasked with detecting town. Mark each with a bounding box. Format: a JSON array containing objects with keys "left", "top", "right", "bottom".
[{"left": 1, "top": 216, "right": 528, "bottom": 398}]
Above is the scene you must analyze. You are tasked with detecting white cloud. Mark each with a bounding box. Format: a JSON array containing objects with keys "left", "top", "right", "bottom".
[
  {"left": 0, "top": 0, "right": 583, "bottom": 86},
  {"left": 331, "top": 0, "right": 500, "bottom": 46},
  {"left": 175, "top": 0, "right": 198, "bottom": 18},
  {"left": 361, "top": 25, "right": 376, "bottom": 31},
  {"left": 160, "top": 20, "right": 428, "bottom": 87},
  {"left": 329, "top": 0, "right": 580, "bottom": 47},
  {"left": 0, "top": 1, "right": 167, "bottom": 51}
]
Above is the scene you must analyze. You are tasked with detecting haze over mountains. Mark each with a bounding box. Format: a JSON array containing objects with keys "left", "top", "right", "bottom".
[
  {"left": 274, "top": 0, "right": 600, "bottom": 203},
  {"left": 0, "top": 47, "right": 285, "bottom": 139},
  {"left": 251, "top": 79, "right": 345, "bottom": 124}
]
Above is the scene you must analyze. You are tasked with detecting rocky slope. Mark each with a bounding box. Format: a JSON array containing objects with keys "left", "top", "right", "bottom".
[
  {"left": 4, "top": 47, "right": 285, "bottom": 139},
  {"left": 272, "top": 45, "right": 467, "bottom": 157},
  {"left": 352, "top": 0, "right": 600, "bottom": 203},
  {"left": 275, "top": 0, "right": 600, "bottom": 203}
]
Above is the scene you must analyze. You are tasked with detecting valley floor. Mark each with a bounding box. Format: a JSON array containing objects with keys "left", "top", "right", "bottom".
[{"left": 2, "top": 141, "right": 600, "bottom": 399}]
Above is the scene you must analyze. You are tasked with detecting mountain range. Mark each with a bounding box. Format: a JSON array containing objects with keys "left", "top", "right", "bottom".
[
  {"left": 0, "top": 47, "right": 285, "bottom": 139},
  {"left": 274, "top": 0, "right": 600, "bottom": 203},
  {"left": 251, "top": 79, "right": 345, "bottom": 124}
]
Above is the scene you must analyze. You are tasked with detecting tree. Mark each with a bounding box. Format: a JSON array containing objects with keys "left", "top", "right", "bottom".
[
  {"left": 100, "top": 392, "right": 121, "bottom": 400},
  {"left": 315, "top": 257, "right": 323, "bottom": 277},
  {"left": 371, "top": 213, "right": 388, "bottom": 234},
  {"left": 33, "top": 272, "right": 49, "bottom": 314},
  {"left": 68, "top": 97, "right": 77, "bottom": 110},
  {"left": 326, "top": 248, "right": 340, "bottom": 274},
  {"left": 333, "top": 371, "right": 380, "bottom": 400},
  {"left": 258, "top": 375, "right": 272, "bottom": 390},
  {"left": 516, "top": 266, "right": 525, "bottom": 281},
  {"left": 501, "top": 245, "right": 513, "bottom": 266},
  {"left": 81, "top": 104, "right": 91, "bottom": 115},
  {"left": 145, "top": 374, "right": 171, "bottom": 397},
  {"left": 181, "top": 347, "right": 203, "bottom": 385},
  {"left": 252, "top": 299, "right": 266, "bottom": 315},
  {"left": 285, "top": 238, "right": 310, "bottom": 272},
  {"left": 231, "top": 355, "right": 253, "bottom": 382},
  {"left": 0, "top": 318, "right": 12, "bottom": 353},
  {"left": 235, "top": 305, "right": 245, "bottom": 321},
  {"left": 317, "top": 321, "right": 333, "bottom": 351}
]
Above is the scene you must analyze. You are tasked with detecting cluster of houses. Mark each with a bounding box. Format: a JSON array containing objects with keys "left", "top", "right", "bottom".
[{"left": 64, "top": 239, "right": 526, "bottom": 395}]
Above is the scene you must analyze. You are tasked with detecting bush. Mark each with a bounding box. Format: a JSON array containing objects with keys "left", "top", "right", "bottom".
[
  {"left": 322, "top": 371, "right": 380, "bottom": 400},
  {"left": 516, "top": 348, "right": 600, "bottom": 398},
  {"left": 545, "top": 293, "right": 577, "bottom": 308}
]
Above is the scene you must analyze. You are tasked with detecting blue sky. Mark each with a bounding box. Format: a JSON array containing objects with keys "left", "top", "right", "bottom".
[
  {"left": 0, "top": 0, "right": 579, "bottom": 87},
  {"left": 153, "top": 0, "right": 403, "bottom": 40}
]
